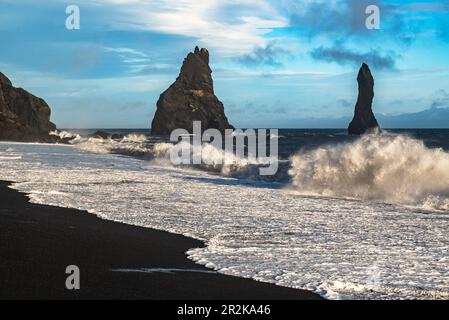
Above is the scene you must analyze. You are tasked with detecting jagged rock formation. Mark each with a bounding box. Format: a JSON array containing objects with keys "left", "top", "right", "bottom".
[
  {"left": 151, "top": 46, "right": 233, "bottom": 135},
  {"left": 0, "top": 72, "right": 56, "bottom": 142},
  {"left": 348, "top": 63, "right": 380, "bottom": 135}
]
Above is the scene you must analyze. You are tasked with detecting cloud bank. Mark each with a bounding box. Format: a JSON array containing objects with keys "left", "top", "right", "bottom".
[
  {"left": 310, "top": 43, "right": 398, "bottom": 70},
  {"left": 238, "top": 43, "right": 290, "bottom": 68}
]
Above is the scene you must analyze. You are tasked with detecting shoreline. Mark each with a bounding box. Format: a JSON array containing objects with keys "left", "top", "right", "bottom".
[{"left": 0, "top": 180, "right": 322, "bottom": 300}]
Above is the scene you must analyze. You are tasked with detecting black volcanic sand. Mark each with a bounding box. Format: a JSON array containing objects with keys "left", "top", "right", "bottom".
[{"left": 0, "top": 180, "right": 321, "bottom": 300}]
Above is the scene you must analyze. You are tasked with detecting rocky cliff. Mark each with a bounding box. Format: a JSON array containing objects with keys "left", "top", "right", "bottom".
[
  {"left": 0, "top": 72, "right": 56, "bottom": 142},
  {"left": 348, "top": 63, "right": 380, "bottom": 135},
  {"left": 151, "top": 46, "right": 233, "bottom": 135}
]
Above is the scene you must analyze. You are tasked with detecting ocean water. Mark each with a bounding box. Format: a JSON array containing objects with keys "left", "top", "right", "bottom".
[{"left": 1, "top": 129, "right": 448, "bottom": 299}]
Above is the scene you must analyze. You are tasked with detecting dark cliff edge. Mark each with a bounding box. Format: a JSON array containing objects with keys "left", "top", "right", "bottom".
[
  {"left": 151, "top": 46, "right": 234, "bottom": 135},
  {"left": 348, "top": 63, "right": 381, "bottom": 135},
  {"left": 0, "top": 72, "right": 57, "bottom": 142}
]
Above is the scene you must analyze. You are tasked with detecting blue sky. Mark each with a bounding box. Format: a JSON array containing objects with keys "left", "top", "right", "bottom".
[{"left": 1, "top": 0, "right": 449, "bottom": 128}]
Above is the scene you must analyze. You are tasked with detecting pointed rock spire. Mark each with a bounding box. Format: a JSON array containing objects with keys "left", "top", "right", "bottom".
[
  {"left": 151, "top": 46, "right": 233, "bottom": 134},
  {"left": 348, "top": 63, "right": 380, "bottom": 135}
]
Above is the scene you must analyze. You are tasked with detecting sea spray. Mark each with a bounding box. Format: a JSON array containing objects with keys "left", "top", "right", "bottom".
[
  {"left": 168, "top": 122, "right": 279, "bottom": 176},
  {"left": 149, "top": 141, "right": 285, "bottom": 181},
  {"left": 288, "top": 134, "right": 449, "bottom": 210},
  {"left": 50, "top": 130, "right": 82, "bottom": 143},
  {"left": 75, "top": 134, "right": 150, "bottom": 156}
]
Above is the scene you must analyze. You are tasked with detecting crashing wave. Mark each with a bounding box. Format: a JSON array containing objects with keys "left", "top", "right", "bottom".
[
  {"left": 288, "top": 134, "right": 449, "bottom": 211},
  {"left": 75, "top": 134, "right": 150, "bottom": 156},
  {"left": 52, "top": 130, "right": 151, "bottom": 157},
  {"left": 149, "top": 141, "right": 286, "bottom": 182},
  {"left": 120, "top": 134, "right": 147, "bottom": 143},
  {"left": 63, "top": 129, "right": 449, "bottom": 211},
  {"left": 49, "top": 130, "right": 82, "bottom": 144}
]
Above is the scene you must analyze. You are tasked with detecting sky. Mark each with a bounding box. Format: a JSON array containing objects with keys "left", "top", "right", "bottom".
[{"left": 1, "top": 0, "right": 449, "bottom": 128}]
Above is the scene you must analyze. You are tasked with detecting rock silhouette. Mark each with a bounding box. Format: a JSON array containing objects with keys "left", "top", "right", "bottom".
[
  {"left": 151, "top": 46, "right": 233, "bottom": 135},
  {"left": 0, "top": 72, "right": 56, "bottom": 142},
  {"left": 348, "top": 63, "right": 380, "bottom": 135}
]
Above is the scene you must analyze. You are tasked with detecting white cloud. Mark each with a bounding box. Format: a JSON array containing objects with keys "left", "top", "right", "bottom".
[
  {"left": 0, "top": 63, "right": 171, "bottom": 97},
  {"left": 103, "top": 47, "right": 148, "bottom": 57},
  {"left": 81, "top": 0, "right": 288, "bottom": 57}
]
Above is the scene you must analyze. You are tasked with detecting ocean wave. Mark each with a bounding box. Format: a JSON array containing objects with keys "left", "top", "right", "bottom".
[
  {"left": 149, "top": 141, "right": 286, "bottom": 181},
  {"left": 2, "top": 140, "right": 449, "bottom": 300},
  {"left": 71, "top": 133, "right": 150, "bottom": 156},
  {"left": 49, "top": 130, "right": 82, "bottom": 143},
  {"left": 288, "top": 134, "right": 449, "bottom": 211},
  {"left": 61, "top": 130, "right": 285, "bottom": 181},
  {"left": 120, "top": 133, "right": 147, "bottom": 143},
  {"left": 63, "top": 129, "right": 449, "bottom": 211}
]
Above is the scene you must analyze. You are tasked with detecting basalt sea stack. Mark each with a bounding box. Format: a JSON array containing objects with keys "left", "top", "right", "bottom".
[
  {"left": 348, "top": 63, "right": 380, "bottom": 135},
  {"left": 151, "top": 46, "right": 233, "bottom": 135},
  {"left": 0, "top": 72, "right": 56, "bottom": 142}
]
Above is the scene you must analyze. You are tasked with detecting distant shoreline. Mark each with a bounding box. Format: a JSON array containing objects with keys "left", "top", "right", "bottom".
[{"left": 0, "top": 180, "right": 321, "bottom": 300}]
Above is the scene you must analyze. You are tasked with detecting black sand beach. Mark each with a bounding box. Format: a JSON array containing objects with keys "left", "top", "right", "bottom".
[{"left": 0, "top": 180, "right": 321, "bottom": 300}]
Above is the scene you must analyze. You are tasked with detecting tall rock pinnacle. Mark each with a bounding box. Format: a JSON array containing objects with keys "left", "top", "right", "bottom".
[
  {"left": 151, "top": 46, "right": 233, "bottom": 135},
  {"left": 0, "top": 71, "right": 57, "bottom": 142},
  {"left": 348, "top": 63, "right": 380, "bottom": 135}
]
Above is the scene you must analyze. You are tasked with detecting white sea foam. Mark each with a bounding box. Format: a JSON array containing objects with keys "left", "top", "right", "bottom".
[
  {"left": 49, "top": 130, "right": 82, "bottom": 143},
  {"left": 0, "top": 140, "right": 448, "bottom": 300},
  {"left": 53, "top": 130, "right": 280, "bottom": 180},
  {"left": 120, "top": 134, "right": 147, "bottom": 143},
  {"left": 149, "top": 141, "right": 281, "bottom": 180},
  {"left": 75, "top": 134, "right": 150, "bottom": 156},
  {"left": 49, "top": 130, "right": 150, "bottom": 156},
  {"left": 289, "top": 134, "right": 449, "bottom": 211}
]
